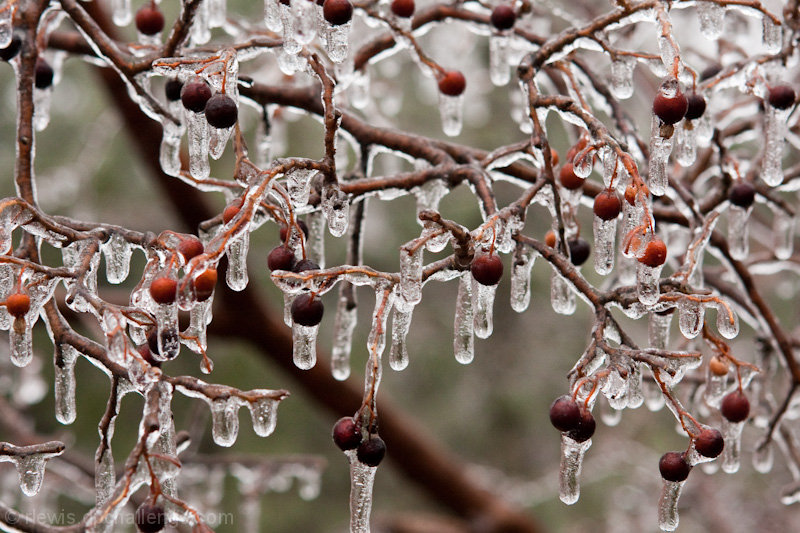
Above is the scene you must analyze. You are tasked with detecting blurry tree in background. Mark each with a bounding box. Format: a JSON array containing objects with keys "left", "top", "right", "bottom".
[{"left": 1, "top": 0, "right": 800, "bottom": 532}]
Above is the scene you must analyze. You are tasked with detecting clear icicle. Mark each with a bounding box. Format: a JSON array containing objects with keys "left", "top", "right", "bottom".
[
  {"left": 753, "top": 441, "right": 774, "bottom": 473},
  {"left": 191, "top": 0, "right": 211, "bottom": 45},
  {"left": 658, "top": 35, "right": 677, "bottom": 72},
  {"left": 678, "top": 298, "right": 704, "bottom": 339},
  {"left": 728, "top": 205, "right": 751, "bottom": 260},
  {"left": 264, "top": 0, "right": 282, "bottom": 31},
  {"left": 10, "top": 318, "right": 33, "bottom": 367},
  {"left": 773, "top": 210, "right": 795, "bottom": 260},
  {"left": 658, "top": 480, "right": 684, "bottom": 531},
  {"left": 54, "top": 343, "right": 78, "bottom": 425},
  {"left": 703, "top": 369, "right": 727, "bottom": 408},
  {"left": 292, "top": 322, "right": 319, "bottom": 370},
  {"left": 399, "top": 246, "right": 423, "bottom": 306},
  {"left": 307, "top": 210, "right": 327, "bottom": 268},
  {"left": 33, "top": 87, "right": 52, "bottom": 131},
  {"left": 347, "top": 449, "right": 377, "bottom": 533},
  {"left": 715, "top": 303, "right": 739, "bottom": 339},
  {"left": 322, "top": 185, "right": 350, "bottom": 237},
  {"left": 208, "top": 0, "right": 227, "bottom": 28},
  {"left": 287, "top": 168, "right": 315, "bottom": 207},
  {"left": 188, "top": 111, "right": 210, "bottom": 180},
  {"left": 324, "top": 22, "right": 350, "bottom": 63},
  {"left": 284, "top": 293, "right": 293, "bottom": 327},
  {"left": 389, "top": 304, "right": 412, "bottom": 371},
  {"left": 472, "top": 279, "right": 496, "bottom": 339},
  {"left": 762, "top": 105, "right": 788, "bottom": 187},
  {"left": 453, "top": 272, "right": 474, "bottom": 364},
  {"left": 154, "top": 302, "right": 180, "bottom": 361},
  {"left": 648, "top": 119, "right": 672, "bottom": 196},
  {"left": 95, "top": 447, "right": 115, "bottom": 504},
  {"left": 610, "top": 57, "right": 634, "bottom": 99},
  {"left": 644, "top": 377, "right": 666, "bottom": 411},
  {"left": 0, "top": 8, "right": 11, "bottom": 47},
  {"left": 627, "top": 363, "right": 644, "bottom": 408},
  {"left": 762, "top": 16, "right": 782, "bottom": 53},
  {"left": 439, "top": 94, "right": 463, "bottom": 137},
  {"left": 293, "top": 0, "right": 316, "bottom": 44},
  {"left": 210, "top": 397, "right": 240, "bottom": 447},
  {"left": 16, "top": 454, "right": 47, "bottom": 497},
  {"left": 489, "top": 34, "right": 510, "bottom": 86},
  {"left": 111, "top": 0, "right": 132, "bottom": 26},
  {"left": 183, "top": 299, "right": 212, "bottom": 354},
  {"left": 648, "top": 310, "right": 672, "bottom": 349},
  {"left": 551, "top": 271, "right": 576, "bottom": 315},
  {"left": 721, "top": 419, "right": 745, "bottom": 473},
  {"left": 636, "top": 263, "right": 662, "bottom": 305},
  {"left": 102, "top": 233, "right": 132, "bottom": 284},
  {"left": 674, "top": 122, "right": 696, "bottom": 167},
  {"left": 697, "top": 1, "right": 724, "bottom": 40},
  {"left": 248, "top": 396, "right": 278, "bottom": 437},
  {"left": 332, "top": 292, "right": 357, "bottom": 380},
  {"left": 593, "top": 217, "right": 617, "bottom": 275},
  {"left": 559, "top": 434, "right": 591, "bottom": 505},
  {"left": 226, "top": 232, "right": 250, "bottom": 291},
  {"left": 510, "top": 243, "right": 536, "bottom": 312}
]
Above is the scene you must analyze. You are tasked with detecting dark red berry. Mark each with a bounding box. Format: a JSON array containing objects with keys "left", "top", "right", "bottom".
[
  {"left": 490, "top": 4, "right": 516, "bottom": 31},
  {"left": 549, "top": 396, "right": 581, "bottom": 432},
  {"left": 721, "top": 390, "right": 750, "bottom": 423},
  {"left": 356, "top": 435, "right": 386, "bottom": 467},
  {"left": 653, "top": 90, "right": 688, "bottom": 125},
  {"left": 323, "top": 0, "right": 353, "bottom": 25},
  {"left": 390, "top": 0, "right": 415, "bottom": 18},
  {"left": 566, "top": 409, "right": 595, "bottom": 443},
  {"left": 559, "top": 163, "right": 584, "bottom": 190},
  {"left": 293, "top": 259, "right": 320, "bottom": 273},
  {"left": 149, "top": 277, "right": 177, "bottom": 304},
  {"left": 638, "top": 239, "right": 667, "bottom": 268},
  {"left": 268, "top": 245, "right": 296, "bottom": 271},
  {"left": 205, "top": 93, "right": 238, "bottom": 129},
  {"left": 135, "top": 4, "right": 165, "bottom": 36},
  {"left": 694, "top": 428, "right": 724, "bottom": 458},
  {"left": 332, "top": 417, "right": 362, "bottom": 451},
  {"left": 34, "top": 58, "right": 54, "bottom": 89},
  {"left": 279, "top": 220, "right": 309, "bottom": 242},
  {"left": 593, "top": 189, "right": 622, "bottom": 220},
  {"left": 181, "top": 77, "right": 212, "bottom": 113},
  {"left": 568, "top": 238, "right": 590, "bottom": 266},
  {"left": 684, "top": 92, "right": 706, "bottom": 120},
  {"left": 178, "top": 237, "right": 204, "bottom": 262},
  {"left": 768, "top": 84, "right": 795, "bottom": 110},
  {"left": 6, "top": 293, "right": 31, "bottom": 319},
  {"left": 135, "top": 501, "right": 165, "bottom": 533},
  {"left": 164, "top": 78, "right": 182, "bottom": 101},
  {"left": 192, "top": 269, "right": 217, "bottom": 301},
  {"left": 470, "top": 254, "right": 503, "bottom": 286},
  {"left": 659, "top": 451, "right": 691, "bottom": 482},
  {"left": 438, "top": 70, "right": 466, "bottom": 97},
  {"left": 0, "top": 32, "right": 22, "bottom": 62},
  {"left": 728, "top": 182, "right": 755, "bottom": 208},
  {"left": 291, "top": 293, "right": 324, "bottom": 326}
]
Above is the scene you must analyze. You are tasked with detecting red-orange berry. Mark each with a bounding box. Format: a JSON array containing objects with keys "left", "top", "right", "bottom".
[
  {"left": 559, "top": 163, "right": 584, "bottom": 190},
  {"left": 544, "top": 230, "right": 556, "bottom": 248},
  {"left": 390, "top": 0, "right": 414, "bottom": 17},
  {"left": 659, "top": 451, "right": 691, "bottom": 482},
  {"left": 624, "top": 184, "right": 637, "bottom": 206},
  {"left": 6, "top": 293, "right": 31, "bottom": 319},
  {"left": 438, "top": 70, "right": 466, "bottom": 97},
  {"left": 193, "top": 269, "right": 217, "bottom": 301},
  {"left": 332, "top": 417, "right": 362, "bottom": 451},
  {"left": 135, "top": 3, "right": 165, "bottom": 36},
  {"left": 178, "top": 237, "right": 204, "bottom": 262},
  {"left": 222, "top": 197, "right": 244, "bottom": 224},
  {"left": 638, "top": 239, "right": 667, "bottom": 268},
  {"left": 593, "top": 189, "right": 622, "bottom": 220},
  {"left": 721, "top": 390, "right": 750, "bottom": 423},
  {"left": 149, "top": 277, "right": 177, "bottom": 305},
  {"left": 470, "top": 254, "right": 503, "bottom": 286}
]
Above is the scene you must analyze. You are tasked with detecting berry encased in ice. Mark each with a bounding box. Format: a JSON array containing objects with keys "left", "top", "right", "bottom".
[
  {"left": 721, "top": 390, "right": 750, "bottom": 423},
  {"left": 549, "top": 396, "right": 581, "bottom": 432},
  {"left": 470, "top": 254, "right": 503, "bottom": 286},
  {"left": 728, "top": 182, "right": 756, "bottom": 208},
  {"left": 205, "top": 93, "right": 238, "bottom": 129},
  {"left": 291, "top": 293, "right": 324, "bottom": 326},
  {"left": 694, "top": 428, "right": 724, "bottom": 458},
  {"left": 593, "top": 189, "right": 622, "bottom": 220},
  {"left": 181, "top": 77, "right": 212, "bottom": 113},
  {"left": 659, "top": 451, "right": 691, "bottom": 482},
  {"left": 332, "top": 417, "right": 362, "bottom": 451},
  {"left": 568, "top": 238, "right": 590, "bottom": 266},
  {"left": 357, "top": 435, "right": 387, "bottom": 467},
  {"left": 438, "top": 70, "right": 466, "bottom": 96}
]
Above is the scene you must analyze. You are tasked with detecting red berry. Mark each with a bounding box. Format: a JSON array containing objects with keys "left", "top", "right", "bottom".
[
  {"left": 720, "top": 390, "right": 750, "bottom": 423},
  {"left": 0, "top": 32, "right": 22, "bottom": 62},
  {"left": 470, "top": 254, "right": 503, "bottom": 285},
  {"left": 593, "top": 189, "right": 622, "bottom": 220},
  {"left": 568, "top": 238, "right": 590, "bottom": 266},
  {"left": 222, "top": 197, "right": 244, "bottom": 224},
  {"left": 137, "top": 343, "right": 161, "bottom": 367},
  {"left": 293, "top": 259, "right": 320, "bottom": 273},
  {"left": 768, "top": 84, "right": 795, "bottom": 110},
  {"left": 684, "top": 92, "right": 706, "bottom": 120},
  {"left": 178, "top": 237, "right": 204, "bottom": 262},
  {"left": 638, "top": 239, "right": 667, "bottom": 268},
  {"left": 135, "top": 501, "right": 165, "bottom": 532},
  {"left": 279, "top": 220, "right": 309, "bottom": 242},
  {"left": 566, "top": 409, "right": 595, "bottom": 443},
  {"left": 34, "top": 58, "right": 54, "bottom": 89},
  {"left": 291, "top": 293, "right": 324, "bottom": 326},
  {"left": 268, "top": 245, "right": 296, "bottom": 271},
  {"left": 323, "top": 0, "right": 353, "bottom": 25},
  {"left": 164, "top": 78, "right": 182, "bottom": 101},
  {"left": 659, "top": 451, "right": 691, "bottom": 482},
  {"left": 192, "top": 269, "right": 217, "bottom": 301},
  {"left": 653, "top": 90, "right": 688, "bottom": 125},
  {"left": 332, "top": 417, "right": 362, "bottom": 451},
  {"left": 390, "top": 0, "right": 414, "bottom": 18},
  {"left": 559, "top": 163, "right": 584, "bottom": 190},
  {"left": 438, "top": 70, "right": 466, "bottom": 97},
  {"left": 544, "top": 230, "right": 556, "bottom": 248},
  {"left": 490, "top": 4, "right": 516, "bottom": 31},
  {"left": 6, "top": 293, "right": 31, "bottom": 319},
  {"left": 135, "top": 4, "right": 165, "bottom": 36},
  {"left": 728, "top": 182, "right": 755, "bottom": 208},
  {"left": 694, "top": 428, "right": 724, "bottom": 458},
  {"left": 181, "top": 77, "right": 212, "bottom": 113},
  {"left": 624, "top": 184, "right": 637, "bottom": 206},
  {"left": 204, "top": 94, "right": 238, "bottom": 129},
  {"left": 149, "top": 277, "right": 177, "bottom": 304},
  {"left": 356, "top": 435, "right": 386, "bottom": 466},
  {"left": 549, "top": 396, "right": 581, "bottom": 432}
]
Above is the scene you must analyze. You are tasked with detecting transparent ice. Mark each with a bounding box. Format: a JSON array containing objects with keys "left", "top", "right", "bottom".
[
  {"left": 472, "top": 279, "right": 496, "bottom": 339},
  {"left": 453, "top": 272, "right": 474, "bottom": 364},
  {"left": 610, "top": 57, "right": 634, "bottom": 99},
  {"left": 347, "top": 449, "right": 377, "bottom": 533},
  {"left": 510, "top": 243, "right": 536, "bottom": 312},
  {"left": 636, "top": 263, "right": 662, "bottom": 306},
  {"left": 551, "top": 270, "right": 576, "bottom": 315},
  {"left": 559, "top": 434, "right": 591, "bottom": 505},
  {"left": 226, "top": 232, "right": 250, "bottom": 292},
  {"left": 657, "top": 480, "right": 684, "bottom": 531},
  {"left": 489, "top": 34, "right": 511, "bottom": 86},
  {"left": 102, "top": 233, "right": 132, "bottom": 284},
  {"left": 389, "top": 305, "right": 412, "bottom": 371},
  {"left": 187, "top": 110, "right": 210, "bottom": 180},
  {"left": 325, "top": 22, "right": 351, "bottom": 63},
  {"left": 593, "top": 217, "right": 617, "bottom": 275},
  {"left": 721, "top": 418, "right": 745, "bottom": 473},
  {"left": 677, "top": 298, "right": 704, "bottom": 339},
  {"left": 762, "top": 105, "right": 788, "bottom": 187},
  {"left": 293, "top": 322, "right": 319, "bottom": 370},
  {"left": 439, "top": 94, "right": 463, "bottom": 137},
  {"left": 332, "top": 291, "right": 357, "bottom": 380},
  {"left": 728, "top": 205, "right": 751, "bottom": 260},
  {"left": 697, "top": 1, "right": 724, "bottom": 40},
  {"left": 773, "top": 210, "right": 795, "bottom": 260},
  {"left": 210, "top": 396, "right": 241, "bottom": 447},
  {"left": 54, "top": 343, "right": 79, "bottom": 425},
  {"left": 399, "top": 245, "right": 423, "bottom": 306},
  {"left": 322, "top": 185, "right": 350, "bottom": 237},
  {"left": 248, "top": 396, "right": 279, "bottom": 437}
]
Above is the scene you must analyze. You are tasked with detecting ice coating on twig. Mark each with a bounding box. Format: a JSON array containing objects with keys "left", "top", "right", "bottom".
[
  {"left": 559, "top": 434, "right": 591, "bottom": 505},
  {"left": 453, "top": 272, "right": 474, "bottom": 364}
]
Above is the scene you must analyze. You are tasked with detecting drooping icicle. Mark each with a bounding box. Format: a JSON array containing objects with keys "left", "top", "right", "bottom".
[
  {"left": 703, "top": 361, "right": 728, "bottom": 408},
  {"left": 453, "top": 272, "right": 474, "bottom": 364},
  {"left": 264, "top": 0, "right": 282, "bottom": 31},
  {"left": 347, "top": 449, "right": 377, "bottom": 533},
  {"left": 439, "top": 94, "right": 463, "bottom": 137},
  {"left": 307, "top": 210, "right": 327, "bottom": 269},
  {"left": 153, "top": 297, "right": 180, "bottom": 361},
  {"left": 324, "top": 21, "right": 351, "bottom": 63},
  {"left": 332, "top": 291, "right": 357, "bottom": 380},
  {"left": 551, "top": 270, "right": 576, "bottom": 315},
  {"left": 762, "top": 103, "right": 789, "bottom": 187},
  {"left": 54, "top": 343, "right": 79, "bottom": 425},
  {"left": 15, "top": 454, "right": 47, "bottom": 497},
  {"left": 657, "top": 479, "right": 685, "bottom": 531},
  {"left": 226, "top": 232, "right": 250, "bottom": 291},
  {"left": 292, "top": 322, "right": 319, "bottom": 370},
  {"left": 210, "top": 397, "right": 241, "bottom": 447},
  {"left": 627, "top": 363, "right": 644, "bottom": 408},
  {"left": 247, "top": 396, "right": 279, "bottom": 437},
  {"left": 593, "top": 216, "right": 617, "bottom": 275},
  {"left": 399, "top": 245, "right": 423, "bottom": 306},
  {"left": 286, "top": 168, "right": 315, "bottom": 207},
  {"left": 208, "top": 0, "right": 227, "bottom": 28},
  {"left": 389, "top": 303, "right": 412, "bottom": 371},
  {"left": 609, "top": 57, "right": 634, "bottom": 99},
  {"left": 95, "top": 447, "right": 115, "bottom": 504},
  {"left": 648, "top": 310, "right": 672, "bottom": 349},
  {"left": 728, "top": 204, "right": 751, "bottom": 260},
  {"left": 112, "top": 0, "right": 132, "bottom": 26},
  {"left": 33, "top": 85, "right": 52, "bottom": 132},
  {"left": 183, "top": 298, "right": 212, "bottom": 355},
  {"left": 510, "top": 243, "right": 536, "bottom": 312},
  {"left": 721, "top": 418, "right": 745, "bottom": 473},
  {"left": 489, "top": 33, "right": 511, "bottom": 86},
  {"left": 472, "top": 279, "right": 496, "bottom": 339},
  {"left": 773, "top": 210, "right": 795, "bottom": 260},
  {"left": 715, "top": 303, "right": 739, "bottom": 339},
  {"left": 697, "top": 1, "right": 724, "bottom": 40},
  {"left": 10, "top": 317, "right": 33, "bottom": 367},
  {"left": 292, "top": 0, "right": 316, "bottom": 44},
  {"left": 322, "top": 185, "right": 350, "bottom": 237},
  {"left": 102, "top": 233, "right": 132, "bottom": 284},
  {"left": 636, "top": 262, "right": 663, "bottom": 305},
  {"left": 191, "top": 0, "right": 211, "bottom": 45},
  {"left": 187, "top": 110, "right": 210, "bottom": 180},
  {"left": 674, "top": 122, "right": 697, "bottom": 167},
  {"left": 648, "top": 118, "right": 672, "bottom": 196},
  {"left": 762, "top": 15, "right": 782, "bottom": 53},
  {"left": 559, "top": 434, "right": 591, "bottom": 505},
  {"left": 753, "top": 441, "right": 774, "bottom": 473},
  {"left": 678, "top": 298, "right": 704, "bottom": 339}
]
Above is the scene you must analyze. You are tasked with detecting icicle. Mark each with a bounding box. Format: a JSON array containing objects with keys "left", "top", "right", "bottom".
[
  {"left": 33, "top": 86, "right": 52, "bottom": 131},
  {"left": 762, "top": 104, "right": 789, "bottom": 187},
  {"left": 674, "top": 122, "right": 696, "bottom": 167},
  {"left": 293, "top": 0, "right": 316, "bottom": 44},
  {"left": 414, "top": 179, "right": 450, "bottom": 222},
  {"left": 153, "top": 300, "right": 180, "bottom": 361},
  {"left": 658, "top": 34, "right": 677, "bottom": 72},
  {"left": 95, "top": 447, "right": 115, "bottom": 504},
  {"left": 648, "top": 118, "right": 672, "bottom": 196},
  {"left": 636, "top": 262, "right": 662, "bottom": 306},
  {"left": 15, "top": 454, "right": 47, "bottom": 497},
  {"left": 332, "top": 292, "right": 357, "bottom": 380},
  {"left": 573, "top": 149, "right": 594, "bottom": 178},
  {"left": 721, "top": 418, "right": 745, "bottom": 473},
  {"left": 602, "top": 369, "right": 629, "bottom": 410},
  {"left": 389, "top": 303, "right": 412, "bottom": 371},
  {"left": 551, "top": 270, "right": 576, "bottom": 315},
  {"left": 648, "top": 310, "right": 672, "bottom": 349},
  {"left": 697, "top": 1, "right": 724, "bottom": 39},
  {"left": 183, "top": 299, "right": 212, "bottom": 354},
  {"left": 54, "top": 343, "right": 78, "bottom": 425},
  {"left": 510, "top": 243, "right": 536, "bottom": 312},
  {"left": 0, "top": 8, "right": 11, "bottom": 47},
  {"left": 593, "top": 216, "right": 617, "bottom": 275},
  {"left": 280, "top": 1, "right": 301, "bottom": 54},
  {"left": 264, "top": 0, "right": 282, "bottom": 31},
  {"left": 773, "top": 210, "right": 795, "bottom": 260},
  {"left": 286, "top": 168, "right": 315, "bottom": 207},
  {"left": 322, "top": 185, "right": 350, "bottom": 237},
  {"left": 657, "top": 480, "right": 685, "bottom": 531},
  {"left": 225, "top": 232, "right": 250, "bottom": 291},
  {"left": 762, "top": 16, "right": 782, "bottom": 53},
  {"left": 102, "top": 233, "right": 132, "bottom": 284},
  {"left": 248, "top": 396, "right": 278, "bottom": 437},
  {"left": 677, "top": 298, "right": 704, "bottom": 339},
  {"left": 210, "top": 397, "right": 241, "bottom": 447},
  {"left": 704, "top": 363, "right": 728, "bottom": 408},
  {"left": 438, "top": 93, "right": 463, "bottom": 137},
  {"left": 472, "top": 279, "right": 496, "bottom": 339},
  {"left": 599, "top": 398, "right": 622, "bottom": 426},
  {"left": 112, "top": 0, "right": 132, "bottom": 26},
  {"left": 347, "top": 449, "right": 377, "bottom": 533},
  {"left": 307, "top": 210, "right": 326, "bottom": 268},
  {"left": 753, "top": 441, "right": 774, "bottom": 473},
  {"left": 191, "top": 0, "right": 211, "bottom": 45},
  {"left": 627, "top": 363, "right": 645, "bottom": 409},
  {"left": 715, "top": 303, "right": 739, "bottom": 339},
  {"left": 644, "top": 377, "right": 666, "bottom": 411},
  {"left": 453, "top": 272, "right": 474, "bottom": 364},
  {"left": 324, "top": 21, "right": 351, "bottom": 63},
  {"left": 292, "top": 322, "right": 318, "bottom": 370},
  {"left": 728, "top": 205, "right": 751, "bottom": 260},
  {"left": 610, "top": 57, "right": 634, "bottom": 99},
  {"left": 489, "top": 34, "right": 510, "bottom": 86},
  {"left": 187, "top": 110, "right": 210, "bottom": 180},
  {"left": 284, "top": 293, "right": 293, "bottom": 327},
  {"left": 559, "top": 434, "right": 591, "bottom": 505},
  {"left": 399, "top": 245, "right": 423, "bottom": 306},
  {"left": 208, "top": 0, "right": 227, "bottom": 28},
  {"left": 10, "top": 317, "right": 33, "bottom": 367}
]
